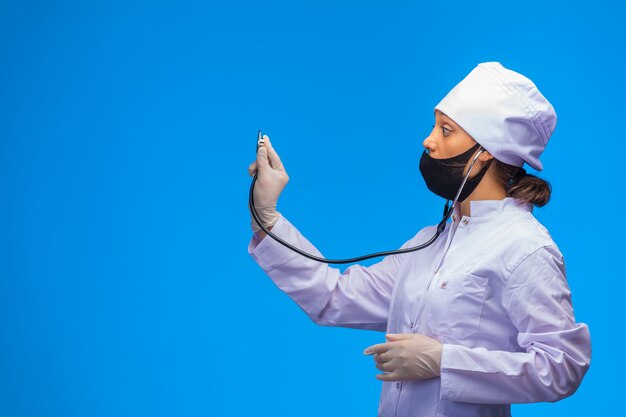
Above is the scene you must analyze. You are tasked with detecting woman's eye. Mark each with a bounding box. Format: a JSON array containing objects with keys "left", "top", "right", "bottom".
[{"left": 432, "top": 124, "right": 451, "bottom": 135}]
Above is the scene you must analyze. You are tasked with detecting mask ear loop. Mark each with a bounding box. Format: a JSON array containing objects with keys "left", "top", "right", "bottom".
[{"left": 438, "top": 147, "right": 487, "bottom": 229}]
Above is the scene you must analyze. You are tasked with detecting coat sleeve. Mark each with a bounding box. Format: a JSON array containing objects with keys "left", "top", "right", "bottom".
[
  {"left": 248, "top": 212, "right": 419, "bottom": 331},
  {"left": 439, "top": 245, "right": 592, "bottom": 404}
]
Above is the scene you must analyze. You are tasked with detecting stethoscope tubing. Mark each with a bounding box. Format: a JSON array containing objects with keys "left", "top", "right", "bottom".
[{"left": 249, "top": 132, "right": 485, "bottom": 264}]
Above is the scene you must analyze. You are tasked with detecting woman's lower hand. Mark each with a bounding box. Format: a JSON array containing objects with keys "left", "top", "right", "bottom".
[{"left": 363, "top": 333, "right": 443, "bottom": 381}]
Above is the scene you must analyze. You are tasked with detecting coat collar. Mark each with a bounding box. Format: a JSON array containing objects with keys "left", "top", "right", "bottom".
[{"left": 451, "top": 197, "right": 533, "bottom": 223}]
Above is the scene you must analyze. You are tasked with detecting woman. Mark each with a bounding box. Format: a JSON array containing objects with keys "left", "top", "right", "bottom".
[{"left": 246, "top": 62, "right": 591, "bottom": 417}]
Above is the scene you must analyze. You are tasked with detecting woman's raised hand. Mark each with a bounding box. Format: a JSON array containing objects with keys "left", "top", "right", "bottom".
[{"left": 248, "top": 134, "right": 289, "bottom": 233}]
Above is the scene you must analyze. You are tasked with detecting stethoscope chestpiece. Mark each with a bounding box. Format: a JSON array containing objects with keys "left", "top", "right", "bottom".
[{"left": 256, "top": 130, "right": 265, "bottom": 153}]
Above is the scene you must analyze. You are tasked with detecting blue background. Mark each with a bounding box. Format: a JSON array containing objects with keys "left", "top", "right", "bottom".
[{"left": 1, "top": 1, "right": 622, "bottom": 416}]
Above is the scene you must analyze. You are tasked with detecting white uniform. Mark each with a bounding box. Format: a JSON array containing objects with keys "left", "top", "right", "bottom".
[{"left": 248, "top": 197, "right": 591, "bottom": 416}]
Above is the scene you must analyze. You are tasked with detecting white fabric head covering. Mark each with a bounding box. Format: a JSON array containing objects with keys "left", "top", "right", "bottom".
[{"left": 434, "top": 62, "right": 557, "bottom": 171}]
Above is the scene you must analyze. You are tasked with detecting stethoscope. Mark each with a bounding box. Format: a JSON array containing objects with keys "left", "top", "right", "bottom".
[{"left": 249, "top": 130, "right": 486, "bottom": 264}]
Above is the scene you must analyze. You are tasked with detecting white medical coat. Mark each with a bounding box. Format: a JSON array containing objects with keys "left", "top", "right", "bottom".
[{"left": 247, "top": 197, "right": 591, "bottom": 416}]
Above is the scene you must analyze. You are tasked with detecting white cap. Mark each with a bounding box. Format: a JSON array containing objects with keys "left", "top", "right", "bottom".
[{"left": 435, "top": 62, "right": 557, "bottom": 171}]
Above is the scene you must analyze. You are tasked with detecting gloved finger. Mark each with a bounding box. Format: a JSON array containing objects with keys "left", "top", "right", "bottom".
[
  {"left": 248, "top": 161, "right": 257, "bottom": 176},
  {"left": 386, "top": 333, "right": 413, "bottom": 341},
  {"left": 363, "top": 342, "right": 393, "bottom": 356},
  {"left": 375, "top": 372, "right": 401, "bottom": 382},
  {"left": 375, "top": 352, "right": 393, "bottom": 363},
  {"left": 375, "top": 361, "right": 393, "bottom": 372},
  {"left": 256, "top": 145, "right": 270, "bottom": 172},
  {"left": 263, "top": 135, "right": 284, "bottom": 171}
]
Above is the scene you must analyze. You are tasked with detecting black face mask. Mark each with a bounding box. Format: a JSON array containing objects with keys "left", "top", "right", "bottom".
[{"left": 419, "top": 143, "right": 493, "bottom": 202}]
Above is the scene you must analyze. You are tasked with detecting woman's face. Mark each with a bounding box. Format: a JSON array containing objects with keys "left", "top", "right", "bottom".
[{"left": 423, "top": 109, "right": 494, "bottom": 178}]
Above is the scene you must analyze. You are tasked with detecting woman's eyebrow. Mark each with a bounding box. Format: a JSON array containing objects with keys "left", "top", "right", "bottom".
[{"left": 441, "top": 117, "right": 454, "bottom": 126}]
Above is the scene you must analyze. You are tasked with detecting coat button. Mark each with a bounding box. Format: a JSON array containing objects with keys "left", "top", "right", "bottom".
[
  {"left": 462, "top": 219, "right": 469, "bottom": 225},
  {"left": 396, "top": 382, "right": 400, "bottom": 389},
  {"left": 409, "top": 322, "right": 414, "bottom": 328},
  {"left": 440, "top": 281, "right": 448, "bottom": 289}
]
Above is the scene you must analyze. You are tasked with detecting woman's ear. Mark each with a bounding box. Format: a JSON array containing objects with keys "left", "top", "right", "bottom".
[{"left": 479, "top": 149, "right": 494, "bottom": 162}]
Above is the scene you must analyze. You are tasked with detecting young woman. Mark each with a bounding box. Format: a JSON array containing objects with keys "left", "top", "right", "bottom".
[{"left": 246, "top": 62, "right": 591, "bottom": 417}]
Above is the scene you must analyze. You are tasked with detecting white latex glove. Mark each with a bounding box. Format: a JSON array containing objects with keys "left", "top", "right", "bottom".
[
  {"left": 247, "top": 134, "right": 289, "bottom": 233},
  {"left": 363, "top": 333, "right": 443, "bottom": 381}
]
